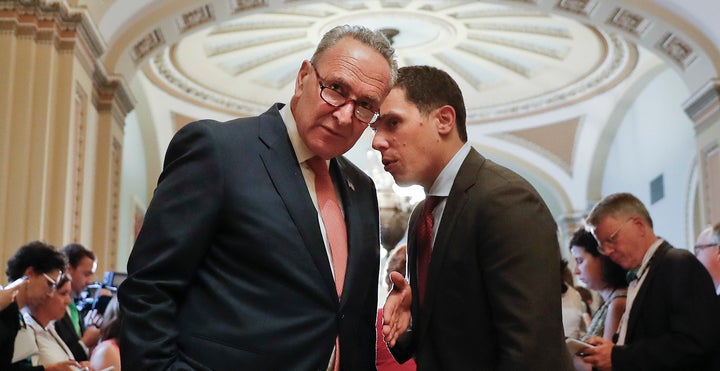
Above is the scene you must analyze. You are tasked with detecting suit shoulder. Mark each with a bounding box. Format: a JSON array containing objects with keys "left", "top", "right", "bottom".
[
  {"left": 470, "top": 158, "right": 545, "bottom": 202},
  {"left": 180, "top": 103, "right": 284, "bottom": 133},
  {"left": 654, "top": 243, "right": 709, "bottom": 276}
]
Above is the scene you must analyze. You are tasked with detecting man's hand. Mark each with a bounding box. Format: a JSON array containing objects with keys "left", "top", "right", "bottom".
[
  {"left": 581, "top": 336, "right": 615, "bottom": 371},
  {"left": 82, "top": 323, "right": 101, "bottom": 350},
  {"left": 382, "top": 271, "right": 412, "bottom": 347}
]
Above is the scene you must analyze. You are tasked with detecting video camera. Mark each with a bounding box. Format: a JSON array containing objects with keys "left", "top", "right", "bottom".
[{"left": 77, "top": 271, "right": 127, "bottom": 316}]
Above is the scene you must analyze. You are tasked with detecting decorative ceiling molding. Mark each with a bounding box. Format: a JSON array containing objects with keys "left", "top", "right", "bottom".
[
  {"left": 657, "top": 32, "right": 697, "bottom": 70},
  {"left": 176, "top": 4, "right": 215, "bottom": 33},
  {"left": 143, "top": 1, "right": 637, "bottom": 122},
  {"left": 606, "top": 7, "right": 651, "bottom": 37},
  {"left": 131, "top": 29, "right": 164, "bottom": 63},
  {"left": 230, "top": 0, "right": 268, "bottom": 14},
  {"left": 555, "top": 0, "right": 599, "bottom": 17},
  {"left": 151, "top": 48, "right": 267, "bottom": 115},
  {"left": 499, "top": 117, "right": 582, "bottom": 174},
  {"left": 467, "top": 33, "right": 570, "bottom": 59},
  {"left": 468, "top": 32, "right": 635, "bottom": 123},
  {"left": 683, "top": 77, "right": 720, "bottom": 132},
  {"left": 464, "top": 22, "right": 572, "bottom": 38},
  {"left": 204, "top": 30, "right": 306, "bottom": 56}
]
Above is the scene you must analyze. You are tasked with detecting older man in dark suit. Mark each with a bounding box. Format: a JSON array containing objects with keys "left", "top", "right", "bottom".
[
  {"left": 118, "top": 25, "right": 397, "bottom": 370},
  {"left": 582, "top": 192, "right": 720, "bottom": 370},
  {"left": 374, "top": 65, "right": 571, "bottom": 370}
]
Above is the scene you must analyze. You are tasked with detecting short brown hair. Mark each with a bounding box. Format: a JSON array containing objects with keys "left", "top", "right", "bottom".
[{"left": 392, "top": 65, "right": 467, "bottom": 142}]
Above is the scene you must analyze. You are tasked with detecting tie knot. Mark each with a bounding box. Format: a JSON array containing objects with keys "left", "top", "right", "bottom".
[
  {"left": 307, "top": 156, "right": 328, "bottom": 176},
  {"left": 626, "top": 268, "right": 639, "bottom": 283},
  {"left": 423, "top": 196, "right": 441, "bottom": 214}
]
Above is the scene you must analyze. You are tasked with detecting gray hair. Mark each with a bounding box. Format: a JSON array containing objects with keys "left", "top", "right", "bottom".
[
  {"left": 709, "top": 222, "right": 720, "bottom": 244},
  {"left": 311, "top": 25, "right": 398, "bottom": 85},
  {"left": 586, "top": 192, "right": 653, "bottom": 229}
]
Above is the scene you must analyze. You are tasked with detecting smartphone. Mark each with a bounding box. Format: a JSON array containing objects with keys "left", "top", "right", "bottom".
[
  {"left": 565, "top": 338, "right": 594, "bottom": 356},
  {"left": 93, "top": 295, "right": 113, "bottom": 314}
]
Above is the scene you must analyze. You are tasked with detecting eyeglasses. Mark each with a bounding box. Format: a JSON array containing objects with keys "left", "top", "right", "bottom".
[
  {"left": 592, "top": 218, "right": 633, "bottom": 254},
  {"left": 42, "top": 272, "right": 62, "bottom": 292},
  {"left": 694, "top": 243, "right": 719, "bottom": 255},
  {"left": 310, "top": 63, "right": 380, "bottom": 125}
]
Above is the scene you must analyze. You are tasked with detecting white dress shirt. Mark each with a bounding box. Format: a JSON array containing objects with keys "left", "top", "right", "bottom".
[{"left": 22, "top": 310, "right": 76, "bottom": 366}]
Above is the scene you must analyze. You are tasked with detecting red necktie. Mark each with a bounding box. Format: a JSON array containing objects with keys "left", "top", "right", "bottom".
[
  {"left": 417, "top": 196, "right": 441, "bottom": 306},
  {"left": 307, "top": 156, "right": 348, "bottom": 297}
]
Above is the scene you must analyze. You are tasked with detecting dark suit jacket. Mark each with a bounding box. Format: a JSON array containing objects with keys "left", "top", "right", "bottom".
[
  {"left": 0, "top": 302, "right": 43, "bottom": 371},
  {"left": 612, "top": 241, "right": 720, "bottom": 370},
  {"left": 118, "top": 104, "right": 380, "bottom": 370},
  {"left": 54, "top": 312, "right": 88, "bottom": 361},
  {"left": 392, "top": 149, "right": 572, "bottom": 371}
]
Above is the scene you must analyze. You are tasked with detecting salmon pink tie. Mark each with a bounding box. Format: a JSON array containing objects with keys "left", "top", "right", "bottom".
[{"left": 307, "top": 156, "right": 348, "bottom": 297}]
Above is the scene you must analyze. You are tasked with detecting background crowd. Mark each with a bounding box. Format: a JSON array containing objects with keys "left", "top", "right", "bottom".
[{"left": 2, "top": 24, "right": 720, "bottom": 371}]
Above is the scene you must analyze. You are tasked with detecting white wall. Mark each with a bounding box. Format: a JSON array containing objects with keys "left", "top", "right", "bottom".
[
  {"left": 601, "top": 68, "right": 696, "bottom": 249},
  {"left": 117, "top": 111, "right": 148, "bottom": 272}
]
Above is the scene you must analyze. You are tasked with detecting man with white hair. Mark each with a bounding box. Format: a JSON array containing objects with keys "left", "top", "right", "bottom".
[{"left": 581, "top": 192, "right": 720, "bottom": 371}]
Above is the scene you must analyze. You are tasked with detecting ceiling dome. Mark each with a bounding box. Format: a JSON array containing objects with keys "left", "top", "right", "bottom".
[{"left": 150, "top": 0, "right": 635, "bottom": 123}]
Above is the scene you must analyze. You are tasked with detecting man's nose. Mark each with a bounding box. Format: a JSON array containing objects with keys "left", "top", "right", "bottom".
[
  {"left": 334, "top": 103, "right": 355, "bottom": 125},
  {"left": 371, "top": 131, "right": 388, "bottom": 151}
]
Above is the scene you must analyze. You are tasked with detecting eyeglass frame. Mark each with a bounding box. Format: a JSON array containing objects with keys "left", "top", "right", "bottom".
[
  {"left": 591, "top": 217, "right": 634, "bottom": 255},
  {"left": 41, "top": 271, "right": 62, "bottom": 292},
  {"left": 309, "top": 63, "right": 380, "bottom": 125},
  {"left": 694, "top": 243, "right": 719, "bottom": 255}
]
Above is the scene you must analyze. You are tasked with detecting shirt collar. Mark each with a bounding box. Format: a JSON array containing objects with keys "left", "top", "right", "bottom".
[
  {"left": 281, "top": 104, "right": 314, "bottom": 164},
  {"left": 426, "top": 143, "right": 471, "bottom": 197},
  {"left": 635, "top": 238, "right": 664, "bottom": 279}
]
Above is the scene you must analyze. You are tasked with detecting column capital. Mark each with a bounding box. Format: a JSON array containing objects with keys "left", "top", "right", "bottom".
[{"left": 92, "top": 62, "right": 135, "bottom": 124}]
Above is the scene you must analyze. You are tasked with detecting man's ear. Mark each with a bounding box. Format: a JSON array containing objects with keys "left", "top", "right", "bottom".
[
  {"left": 24, "top": 266, "right": 35, "bottom": 278},
  {"left": 294, "top": 60, "right": 312, "bottom": 97},
  {"left": 435, "top": 105, "right": 456, "bottom": 136}
]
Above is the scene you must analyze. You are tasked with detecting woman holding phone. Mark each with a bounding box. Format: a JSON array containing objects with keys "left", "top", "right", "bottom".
[
  {"left": 569, "top": 228, "right": 628, "bottom": 341},
  {"left": 568, "top": 228, "right": 628, "bottom": 370}
]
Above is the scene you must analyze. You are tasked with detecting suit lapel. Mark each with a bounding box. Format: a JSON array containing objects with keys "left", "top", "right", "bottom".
[
  {"left": 625, "top": 242, "right": 670, "bottom": 341},
  {"left": 257, "top": 107, "right": 337, "bottom": 302},
  {"left": 332, "top": 158, "right": 354, "bottom": 306},
  {"left": 332, "top": 157, "right": 376, "bottom": 307}
]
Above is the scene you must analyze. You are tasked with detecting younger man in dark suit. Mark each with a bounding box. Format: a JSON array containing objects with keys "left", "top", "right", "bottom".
[
  {"left": 582, "top": 192, "right": 720, "bottom": 370},
  {"left": 375, "top": 65, "right": 571, "bottom": 370}
]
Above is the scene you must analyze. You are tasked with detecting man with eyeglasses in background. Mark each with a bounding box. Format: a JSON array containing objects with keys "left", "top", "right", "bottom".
[
  {"left": 694, "top": 222, "right": 720, "bottom": 296},
  {"left": 119, "top": 25, "right": 397, "bottom": 370},
  {"left": 579, "top": 192, "right": 720, "bottom": 371},
  {"left": 2, "top": 240, "right": 83, "bottom": 370}
]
